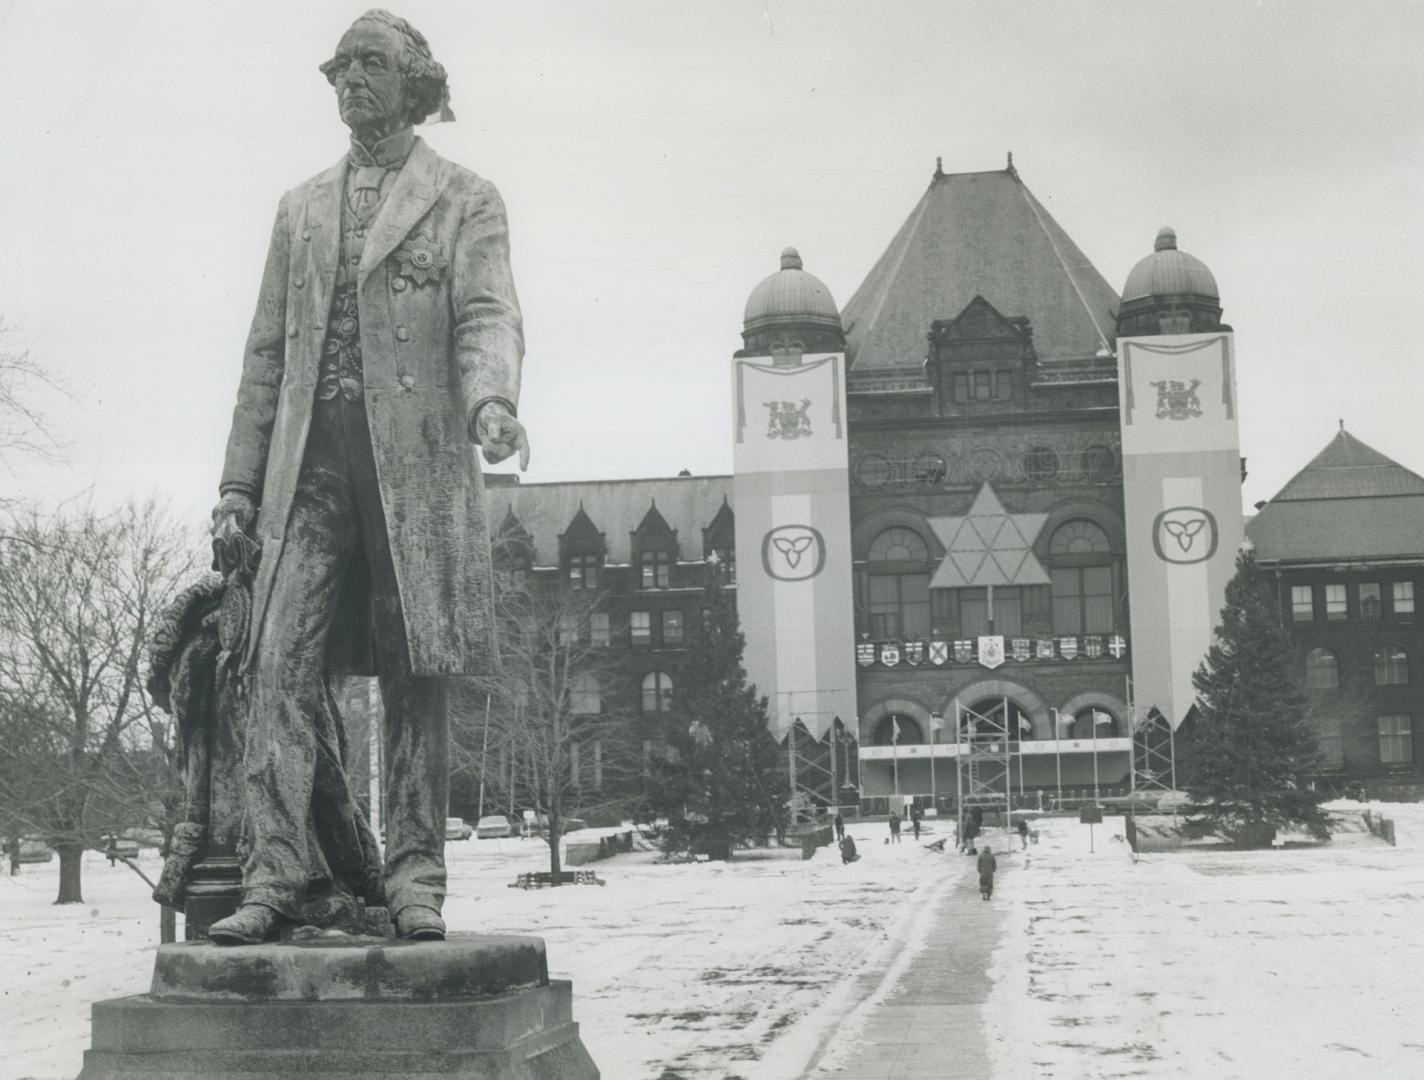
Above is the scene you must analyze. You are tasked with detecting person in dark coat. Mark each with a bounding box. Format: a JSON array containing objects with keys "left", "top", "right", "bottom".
[
  {"left": 888, "top": 811, "right": 902, "bottom": 843},
  {"left": 960, "top": 819, "right": 979, "bottom": 854},
  {"left": 833, "top": 813, "right": 845, "bottom": 843},
  {"left": 977, "top": 845, "right": 997, "bottom": 899},
  {"left": 909, "top": 804, "right": 922, "bottom": 841},
  {"left": 840, "top": 834, "right": 859, "bottom": 864},
  {"left": 1015, "top": 817, "right": 1029, "bottom": 849}
]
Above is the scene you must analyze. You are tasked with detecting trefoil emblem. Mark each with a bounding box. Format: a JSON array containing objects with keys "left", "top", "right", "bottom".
[
  {"left": 1151, "top": 379, "right": 1202, "bottom": 421},
  {"left": 764, "top": 399, "right": 813, "bottom": 439}
]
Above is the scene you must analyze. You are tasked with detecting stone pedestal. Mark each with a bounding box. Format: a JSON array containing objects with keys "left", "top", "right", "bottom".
[{"left": 77, "top": 935, "right": 599, "bottom": 1079}]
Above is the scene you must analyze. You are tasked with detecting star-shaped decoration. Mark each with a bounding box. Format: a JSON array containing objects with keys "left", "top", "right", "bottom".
[{"left": 927, "top": 484, "right": 1050, "bottom": 588}]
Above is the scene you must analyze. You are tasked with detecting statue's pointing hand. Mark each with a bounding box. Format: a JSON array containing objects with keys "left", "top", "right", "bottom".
[{"left": 473, "top": 401, "right": 531, "bottom": 471}]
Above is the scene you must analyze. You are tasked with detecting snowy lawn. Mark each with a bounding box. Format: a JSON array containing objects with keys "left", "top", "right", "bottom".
[
  {"left": 2, "top": 819, "right": 955, "bottom": 1080},
  {"left": 987, "top": 801, "right": 1424, "bottom": 1079}
]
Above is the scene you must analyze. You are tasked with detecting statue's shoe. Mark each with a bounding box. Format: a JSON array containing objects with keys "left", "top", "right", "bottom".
[
  {"left": 395, "top": 906, "right": 446, "bottom": 941},
  {"left": 209, "top": 904, "right": 281, "bottom": 945}
]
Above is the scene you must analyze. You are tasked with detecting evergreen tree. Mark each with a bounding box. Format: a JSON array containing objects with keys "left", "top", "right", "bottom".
[
  {"left": 1180, "top": 548, "right": 1331, "bottom": 846},
  {"left": 648, "top": 565, "right": 789, "bottom": 860}
]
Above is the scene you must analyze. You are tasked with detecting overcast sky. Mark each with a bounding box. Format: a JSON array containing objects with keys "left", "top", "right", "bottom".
[{"left": 2, "top": 0, "right": 1421, "bottom": 527}]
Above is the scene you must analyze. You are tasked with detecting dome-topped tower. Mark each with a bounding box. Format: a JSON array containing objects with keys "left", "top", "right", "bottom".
[
  {"left": 738, "top": 247, "right": 846, "bottom": 361},
  {"left": 1115, "top": 227, "right": 1225, "bottom": 338}
]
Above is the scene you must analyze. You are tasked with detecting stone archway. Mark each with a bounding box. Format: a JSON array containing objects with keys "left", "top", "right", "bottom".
[
  {"left": 860, "top": 698, "right": 933, "bottom": 745},
  {"left": 944, "top": 678, "right": 1052, "bottom": 740},
  {"left": 1058, "top": 691, "right": 1129, "bottom": 740}
]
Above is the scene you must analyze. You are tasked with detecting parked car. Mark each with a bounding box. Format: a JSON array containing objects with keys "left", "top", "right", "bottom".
[
  {"left": 444, "top": 817, "right": 473, "bottom": 841},
  {"left": 518, "top": 810, "right": 586, "bottom": 837},
  {"left": 1100, "top": 791, "right": 1192, "bottom": 815},
  {"left": 101, "top": 834, "right": 141, "bottom": 859},
  {"left": 475, "top": 814, "right": 511, "bottom": 839},
  {"left": 4, "top": 838, "right": 54, "bottom": 864}
]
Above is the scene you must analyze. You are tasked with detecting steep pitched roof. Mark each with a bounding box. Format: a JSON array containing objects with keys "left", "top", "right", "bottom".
[
  {"left": 1247, "top": 428, "right": 1424, "bottom": 563},
  {"left": 488, "top": 476, "right": 733, "bottom": 567},
  {"left": 841, "top": 167, "right": 1120, "bottom": 372},
  {"left": 1270, "top": 428, "right": 1424, "bottom": 501}
]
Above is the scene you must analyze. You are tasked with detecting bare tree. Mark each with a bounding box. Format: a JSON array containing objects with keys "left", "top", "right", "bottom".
[
  {"left": 0, "top": 318, "right": 66, "bottom": 508},
  {"left": 456, "top": 581, "right": 639, "bottom": 882},
  {"left": 0, "top": 500, "right": 198, "bottom": 902}
]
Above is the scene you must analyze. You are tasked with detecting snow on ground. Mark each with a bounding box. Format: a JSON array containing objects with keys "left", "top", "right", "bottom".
[
  {"left": 986, "top": 803, "right": 1424, "bottom": 1080},
  {"left": 2, "top": 820, "right": 954, "bottom": 1080}
]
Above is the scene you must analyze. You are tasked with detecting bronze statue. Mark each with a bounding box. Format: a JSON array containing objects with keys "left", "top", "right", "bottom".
[{"left": 206, "top": 8, "right": 528, "bottom": 945}]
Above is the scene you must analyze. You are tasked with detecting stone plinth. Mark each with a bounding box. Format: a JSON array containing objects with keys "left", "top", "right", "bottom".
[{"left": 77, "top": 935, "right": 599, "bottom": 1080}]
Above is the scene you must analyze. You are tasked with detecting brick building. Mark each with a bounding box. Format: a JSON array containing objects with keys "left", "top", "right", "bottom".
[{"left": 487, "top": 161, "right": 1423, "bottom": 813}]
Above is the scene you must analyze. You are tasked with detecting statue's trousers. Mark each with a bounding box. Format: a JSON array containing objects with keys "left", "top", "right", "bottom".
[{"left": 242, "top": 394, "right": 448, "bottom": 921}]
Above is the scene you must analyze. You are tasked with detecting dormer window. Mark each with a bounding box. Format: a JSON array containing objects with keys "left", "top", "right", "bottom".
[
  {"left": 568, "top": 553, "right": 601, "bottom": 591},
  {"left": 641, "top": 549, "right": 672, "bottom": 589}
]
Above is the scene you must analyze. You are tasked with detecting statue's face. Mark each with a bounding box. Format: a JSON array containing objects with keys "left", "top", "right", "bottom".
[{"left": 328, "top": 21, "right": 408, "bottom": 137}]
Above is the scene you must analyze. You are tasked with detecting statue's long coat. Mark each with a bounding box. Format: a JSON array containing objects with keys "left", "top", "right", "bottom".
[{"left": 221, "top": 138, "right": 522, "bottom": 676}]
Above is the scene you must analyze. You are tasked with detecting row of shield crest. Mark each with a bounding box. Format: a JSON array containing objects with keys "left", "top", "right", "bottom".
[{"left": 857, "top": 633, "right": 1128, "bottom": 669}]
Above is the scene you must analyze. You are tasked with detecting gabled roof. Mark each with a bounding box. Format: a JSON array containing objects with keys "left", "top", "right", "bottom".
[
  {"left": 841, "top": 167, "right": 1120, "bottom": 372},
  {"left": 1247, "top": 428, "right": 1424, "bottom": 563},
  {"left": 489, "top": 476, "right": 733, "bottom": 567}
]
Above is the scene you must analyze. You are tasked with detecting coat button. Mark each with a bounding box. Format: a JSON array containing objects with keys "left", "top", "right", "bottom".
[
  {"left": 287, "top": 323, "right": 298, "bottom": 338},
  {"left": 395, "top": 326, "right": 410, "bottom": 342},
  {"left": 294, "top": 275, "right": 305, "bottom": 288},
  {"left": 392, "top": 277, "right": 407, "bottom": 292},
  {"left": 302, "top": 229, "right": 311, "bottom": 241},
  {"left": 400, "top": 375, "right": 414, "bottom": 390}
]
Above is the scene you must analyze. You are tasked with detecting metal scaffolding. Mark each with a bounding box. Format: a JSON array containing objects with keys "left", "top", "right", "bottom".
[{"left": 955, "top": 699, "right": 1014, "bottom": 848}]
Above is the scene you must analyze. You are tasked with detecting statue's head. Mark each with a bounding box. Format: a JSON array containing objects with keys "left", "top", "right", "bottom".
[{"left": 319, "top": 10, "right": 448, "bottom": 141}]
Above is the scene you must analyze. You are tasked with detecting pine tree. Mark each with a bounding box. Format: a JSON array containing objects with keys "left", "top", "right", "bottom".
[
  {"left": 648, "top": 566, "right": 789, "bottom": 860},
  {"left": 1180, "top": 548, "right": 1330, "bottom": 846}
]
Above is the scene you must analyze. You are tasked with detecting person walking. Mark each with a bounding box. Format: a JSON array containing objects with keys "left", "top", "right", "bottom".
[
  {"left": 977, "top": 845, "right": 997, "bottom": 900},
  {"left": 833, "top": 813, "right": 845, "bottom": 843},
  {"left": 909, "top": 803, "right": 922, "bottom": 841},
  {"left": 888, "top": 811, "right": 902, "bottom": 843},
  {"left": 1016, "top": 816, "right": 1029, "bottom": 850},
  {"left": 840, "top": 834, "right": 859, "bottom": 864}
]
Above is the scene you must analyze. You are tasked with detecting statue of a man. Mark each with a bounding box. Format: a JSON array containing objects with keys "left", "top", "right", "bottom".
[{"left": 208, "top": 9, "right": 528, "bottom": 945}]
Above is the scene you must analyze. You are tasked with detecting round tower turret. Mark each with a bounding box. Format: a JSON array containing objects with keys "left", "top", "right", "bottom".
[
  {"left": 1116, "top": 227, "right": 1224, "bottom": 338},
  {"left": 739, "top": 247, "right": 845, "bottom": 361}
]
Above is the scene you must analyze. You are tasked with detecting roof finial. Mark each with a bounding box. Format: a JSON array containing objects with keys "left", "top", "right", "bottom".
[
  {"left": 934, "top": 156, "right": 944, "bottom": 178},
  {"left": 780, "top": 246, "right": 802, "bottom": 271},
  {"left": 1339, "top": 418, "right": 1345, "bottom": 432}
]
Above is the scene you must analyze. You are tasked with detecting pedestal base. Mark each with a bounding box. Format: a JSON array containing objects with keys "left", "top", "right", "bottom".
[{"left": 77, "top": 936, "right": 599, "bottom": 1080}]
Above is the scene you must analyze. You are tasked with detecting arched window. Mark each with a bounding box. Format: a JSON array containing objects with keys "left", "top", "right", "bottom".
[
  {"left": 867, "top": 527, "right": 931, "bottom": 639},
  {"left": 1070, "top": 707, "right": 1119, "bottom": 740},
  {"left": 641, "top": 671, "right": 674, "bottom": 713},
  {"left": 964, "top": 699, "right": 1032, "bottom": 742},
  {"left": 873, "top": 713, "right": 924, "bottom": 746},
  {"left": 1305, "top": 648, "right": 1340, "bottom": 689},
  {"left": 1375, "top": 645, "right": 1409, "bottom": 686},
  {"left": 1049, "top": 520, "right": 1115, "bottom": 635}
]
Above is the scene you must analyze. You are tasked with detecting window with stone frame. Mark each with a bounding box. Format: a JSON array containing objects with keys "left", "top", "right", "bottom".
[
  {"left": 1317, "top": 715, "right": 1345, "bottom": 770},
  {"left": 1374, "top": 644, "right": 1409, "bottom": 686},
  {"left": 556, "top": 614, "right": 579, "bottom": 645},
  {"left": 952, "top": 586, "right": 1022, "bottom": 638},
  {"left": 1378, "top": 714, "right": 1412, "bottom": 764},
  {"left": 1304, "top": 647, "right": 1339, "bottom": 689},
  {"left": 630, "top": 610, "right": 651, "bottom": 646},
  {"left": 1324, "top": 583, "right": 1347, "bottom": 621},
  {"left": 1394, "top": 581, "right": 1415, "bottom": 617},
  {"left": 589, "top": 612, "right": 610, "bottom": 646},
  {"left": 661, "top": 609, "right": 684, "bottom": 646},
  {"left": 866, "top": 527, "right": 931, "bottom": 639},
  {"left": 1290, "top": 585, "right": 1314, "bottom": 622},
  {"left": 1359, "top": 583, "right": 1382, "bottom": 621},
  {"left": 641, "top": 671, "right": 674, "bottom": 714},
  {"left": 567, "top": 553, "right": 601, "bottom": 591},
  {"left": 639, "top": 549, "right": 671, "bottom": 589},
  {"left": 1048, "top": 520, "right": 1116, "bottom": 635},
  {"left": 569, "top": 673, "right": 601, "bottom": 715}
]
